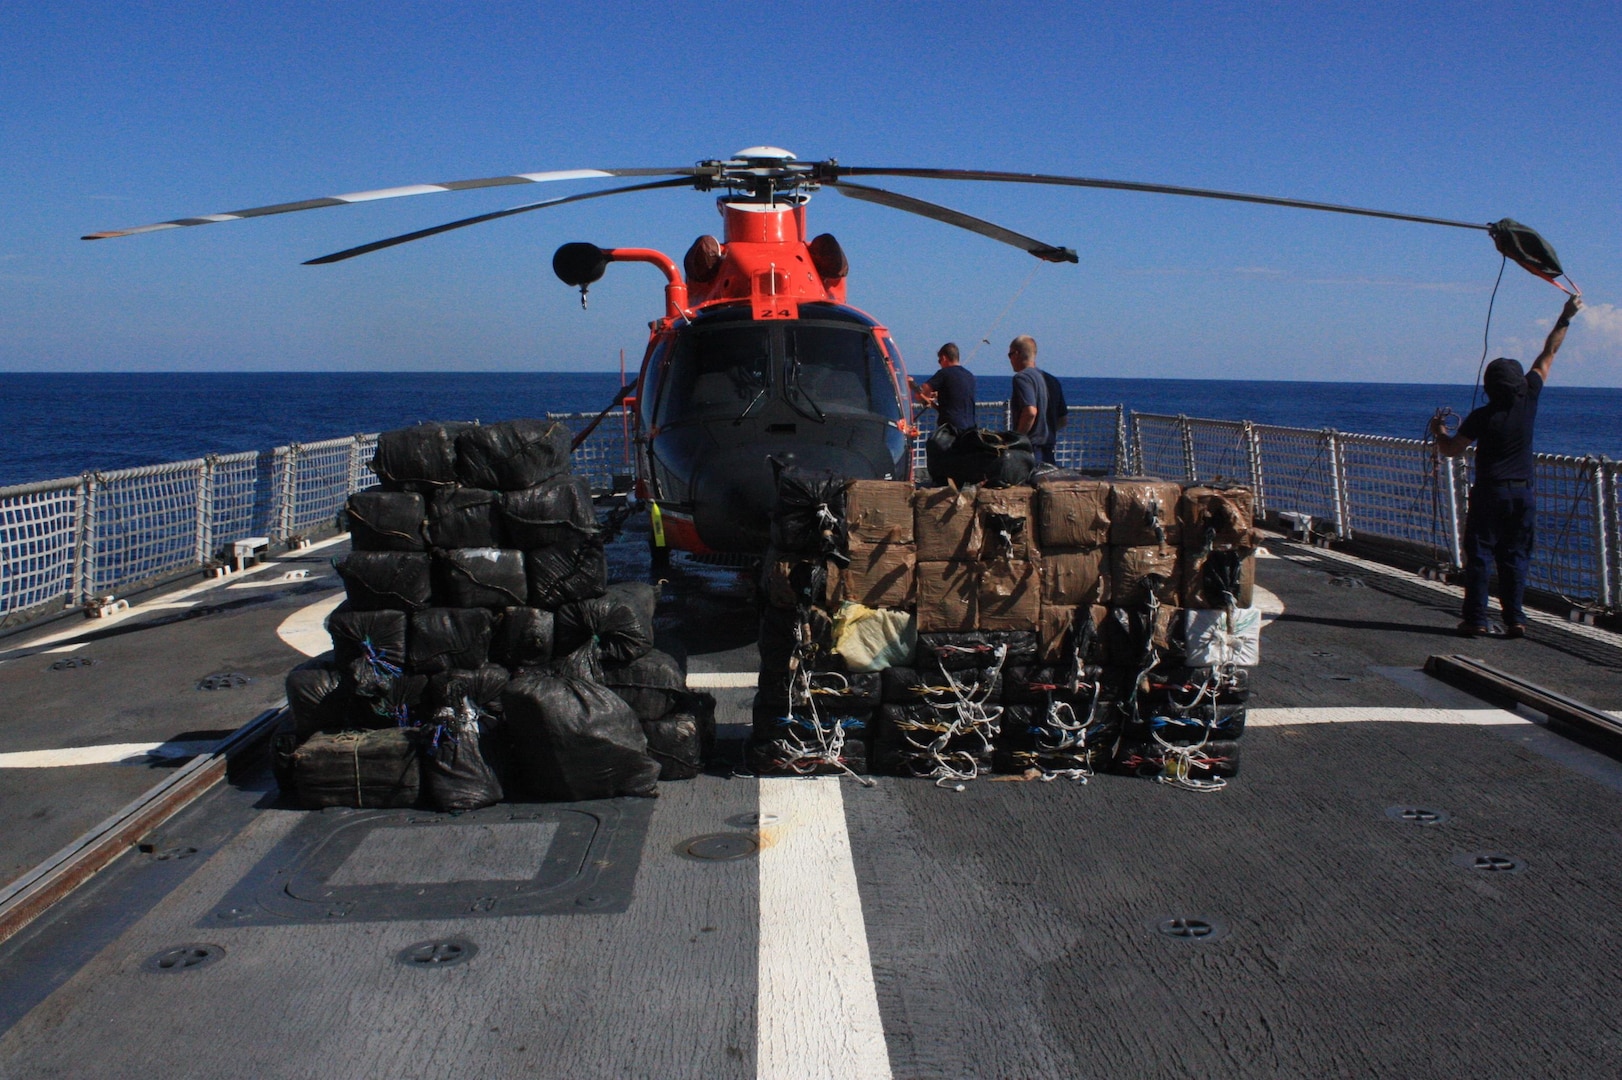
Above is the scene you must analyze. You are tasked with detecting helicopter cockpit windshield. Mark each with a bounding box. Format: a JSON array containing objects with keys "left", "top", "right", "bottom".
[
  {"left": 658, "top": 316, "right": 772, "bottom": 423},
  {"left": 784, "top": 322, "right": 904, "bottom": 422}
]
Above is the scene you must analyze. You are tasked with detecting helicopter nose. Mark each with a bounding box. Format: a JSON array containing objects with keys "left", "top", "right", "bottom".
[{"left": 691, "top": 442, "right": 884, "bottom": 553}]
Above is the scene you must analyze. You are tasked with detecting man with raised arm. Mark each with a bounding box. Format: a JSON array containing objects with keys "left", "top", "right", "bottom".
[
  {"left": 911, "top": 342, "right": 977, "bottom": 434},
  {"left": 1431, "top": 294, "right": 1583, "bottom": 638}
]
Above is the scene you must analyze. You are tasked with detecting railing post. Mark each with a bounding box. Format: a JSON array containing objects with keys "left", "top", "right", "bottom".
[
  {"left": 1129, "top": 413, "right": 1144, "bottom": 476},
  {"left": 347, "top": 436, "right": 366, "bottom": 495},
  {"left": 272, "top": 445, "right": 298, "bottom": 543},
  {"left": 1112, "top": 405, "right": 1128, "bottom": 475},
  {"left": 1589, "top": 456, "right": 1613, "bottom": 610},
  {"left": 1325, "top": 429, "right": 1350, "bottom": 540},
  {"left": 1177, "top": 414, "right": 1196, "bottom": 484},
  {"left": 195, "top": 455, "right": 216, "bottom": 565},
  {"left": 75, "top": 473, "right": 98, "bottom": 605},
  {"left": 1243, "top": 421, "right": 1265, "bottom": 517},
  {"left": 1609, "top": 459, "right": 1621, "bottom": 611},
  {"left": 1442, "top": 455, "right": 1465, "bottom": 569}
]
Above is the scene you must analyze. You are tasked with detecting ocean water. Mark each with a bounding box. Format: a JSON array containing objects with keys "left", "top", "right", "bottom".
[{"left": 2, "top": 371, "right": 1617, "bottom": 488}]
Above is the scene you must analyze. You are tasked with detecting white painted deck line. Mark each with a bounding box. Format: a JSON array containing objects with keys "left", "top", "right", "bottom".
[
  {"left": 277, "top": 592, "right": 344, "bottom": 657},
  {"left": 1249, "top": 706, "right": 1525, "bottom": 727},
  {"left": 758, "top": 777, "right": 892, "bottom": 1080},
  {"left": 687, "top": 671, "right": 759, "bottom": 689},
  {"left": 0, "top": 740, "right": 219, "bottom": 769}
]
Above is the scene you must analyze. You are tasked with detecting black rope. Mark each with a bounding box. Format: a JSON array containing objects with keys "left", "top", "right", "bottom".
[{"left": 1471, "top": 255, "right": 1508, "bottom": 414}]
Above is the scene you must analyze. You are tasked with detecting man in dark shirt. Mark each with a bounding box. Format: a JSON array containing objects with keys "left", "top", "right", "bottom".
[
  {"left": 1008, "top": 335, "right": 1049, "bottom": 457},
  {"left": 1432, "top": 295, "right": 1582, "bottom": 637},
  {"left": 912, "top": 342, "right": 977, "bottom": 433}
]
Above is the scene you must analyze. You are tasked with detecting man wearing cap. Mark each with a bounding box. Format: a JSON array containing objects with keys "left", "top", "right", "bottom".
[{"left": 1431, "top": 295, "right": 1582, "bottom": 637}]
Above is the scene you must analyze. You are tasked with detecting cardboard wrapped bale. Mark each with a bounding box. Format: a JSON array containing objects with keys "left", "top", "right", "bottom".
[
  {"left": 1036, "top": 476, "right": 1111, "bottom": 549},
  {"left": 371, "top": 422, "right": 470, "bottom": 493},
  {"left": 1179, "top": 485, "right": 1257, "bottom": 550},
  {"left": 455, "top": 419, "right": 573, "bottom": 491},
  {"left": 1040, "top": 548, "right": 1108, "bottom": 607},
  {"left": 978, "top": 558, "right": 1041, "bottom": 631},
  {"left": 500, "top": 475, "right": 598, "bottom": 549},
  {"left": 408, "top": 607, "right": 494, "bottom": 675},
  {"left": 1109, "top": 480, "right": 1183, "bottom": 547},
  {"left": 335, "top": 551, "right": 433, "bottom": 612},
  {"left": 425, "top": 487, "right": 504, "bottom": 550},
  {"left": 435, "top": 548, "right": 529, "bottom": 609},
  {"left": 844, "top": 479, "right": 915, "bottom": 545},
  {"left": 833, "top": 540, "right": 916, "bottom": 609},
  {"left": 489, "top": 607, "right": 555, "bottom": 669},
  {"left": 346, "top": 490, "right": 426, "bottom": 552},
  {"left": 290, "top": 729, "right": 420, "bottom": 809},
  {"left": 526, "top": 533, "right": 608, "bottom": 609},
  {"left": 916, "top": 560, "right": 977, "bottom": 633},
  {"left": 975, "top": 487, "right": 1035, "bottom": 561},
  {"left": 1182, "top": 547, "right": 1257, "bottom": 609},
  {"left": 327, "top": 604, "right": 408, "bottom": 669},
  {"left": 1110, "top": 544, "right": 1181, "bottom": 606},
  {"left": 913, "top": 486, "right": 982, "bottom": 562}
]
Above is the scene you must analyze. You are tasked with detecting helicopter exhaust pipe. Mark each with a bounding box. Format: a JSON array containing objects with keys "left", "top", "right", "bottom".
[{"left": 553, "top": 242, "right": 689, "bottom": 319}]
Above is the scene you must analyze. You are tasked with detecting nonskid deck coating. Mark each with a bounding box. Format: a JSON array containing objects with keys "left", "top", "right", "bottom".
[{"left": 3, "top": 530, "right": 1622, "bottom": 1077}]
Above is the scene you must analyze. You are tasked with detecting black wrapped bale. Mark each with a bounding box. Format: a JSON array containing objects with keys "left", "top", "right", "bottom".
[
  {"left": 642, "top": 714, "right": 704, "bottom": 780},
  {"left": 345, "top": 660, "right": 428, "bottom": 728},
  {"left": 269, "top": 711, "right": 299, "bottom": 797},
  {"left": 408, "top": 608, "right": 494, "bottom": 675},
  {"left": 371, "top": 422, "right": 471, "bottom": 493},
  {"left": 490, "top": 607, "right": 555, "bottom": 669},
  {"left": 346, "top": 490, "right": 427, "bottom": 552},
  {"left": 334, "top": 552, "right": 432, "bottom": 612},
  {"left": 676, "top": 689, "right": 717, "bottom": 759},
  {"left": 601, "top": 649, "right": 685, "bottom": 721},
  {"left": 526, "top": 533, "right": 608, "bottom": 610},
  {"left": 916, "top": 630, "right": 1037, "bottom": 671},
  {"left": 290, "top": 729, "right": 420, "bottom": 809},
  {"left": 425, "top": 487, "right": 504, "bottom": 550},
  {"left": 771, "top": 467, "right": 848, "bottom": 557},
  {"left": 554, "top": 583, "right": 657, "bottom": 664},
  {"left": 455, "top": 419, "right": 574, "bottom": 491},
  {"left": 500, "top": 645, "right": 660, "bottom": 801},
  {"left": 286, "top": 661, "right": 353, "bottom": 740},
  {"left": 1121, "top": 737, "right": 1241, "bottom": 780},
  {"left": 417, "top": 703, "right": 505, "bottom": 813},
  {"left": 327, "top": 604, "right": 408, "bottom": 669},
  {"left": 879, "top": 665, "right": 1003, "bottom": 705},
  {"left": 928, "top": 428, "right": 1034, "bottom": 488},
  {"left": 434, "top": 548, "right": 528, "bottom": 610},
  {"left": 758, "top": 605, "right": 836, "bottom": 675},
  {"left": 500, "top": 475, "right": 598, "bottom": 549},
  {"left": 427, "top": 664, "right": 510, "bottom": 714}
]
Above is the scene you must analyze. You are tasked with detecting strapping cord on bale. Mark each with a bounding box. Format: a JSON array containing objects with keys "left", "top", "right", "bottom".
[
  {"left": 893, "top": 643, "right": 1009, "bottom": 787},
  {"left": 756, "top": 607, "right": 875, "bottom": 786},
  {"left": 1009, "top": 683, "right": 1100, "bottom": 782},
  {"left": 1145, "top": 713, "right": 1227, "bottom": 793}
]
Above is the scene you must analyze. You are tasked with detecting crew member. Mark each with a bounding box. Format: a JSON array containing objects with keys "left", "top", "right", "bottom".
[
  {"left": 1041, "top": 367, "right": 1068, "bottom": 465},
  {"left": 1431, "top": 294, "right": 1582, "bottom": 637},
  {"left": 1008, "top": 335, "right": 1050, "bottom": 457},
  {"left": 911, "top": 342, "right": 977, "bottom": 433}
]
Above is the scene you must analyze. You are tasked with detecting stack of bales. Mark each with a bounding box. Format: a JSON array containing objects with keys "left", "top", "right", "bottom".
[
  {"left": 277, "top": 419, "right": 706, "bottom": 813},
  {"left": 749, "top": 466, "right": 1260, "bottom": 786}
]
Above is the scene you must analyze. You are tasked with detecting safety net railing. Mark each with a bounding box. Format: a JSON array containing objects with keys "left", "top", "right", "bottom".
[{"left": 3, "top": 408, "right": 1618, "bottom": 624}]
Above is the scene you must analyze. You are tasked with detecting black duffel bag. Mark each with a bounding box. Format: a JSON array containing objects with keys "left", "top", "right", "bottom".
[
  {"left": 928, "top": 427, "right": 1034, "bottom": 488},
  {"left": 500, "top": 644, "right": 660, "bottom": 800},
  {"left": 489, "top": 607, "right": 555, "bottom": 669},
  {"left": 455, "top": 419, "right": 574, "bottom": 491},
  {"left": 435, "top": 548, "right": 529, "bottom": 610},
  {"left": 501, "top": 475, "right": 599, "bottom": 549},
  {"left": 346, "top": 490, "right": 426, "bottom": 551}
]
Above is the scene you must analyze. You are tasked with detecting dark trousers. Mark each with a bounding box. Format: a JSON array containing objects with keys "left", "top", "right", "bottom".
[
  {"left": 1037, "top": 443, "right": 1057, "bottom": 465},
  {"left": 1462, "top": 482, "right": 1536, "bottom": 627}
]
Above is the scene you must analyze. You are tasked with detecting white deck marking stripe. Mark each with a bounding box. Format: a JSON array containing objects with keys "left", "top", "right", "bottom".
[
  {"left": 687, "top": 671, "right": 759, "bottom": 688},
  {"left": 278, "top": 592, "right": 344, "bottom": 657},
  {"left": 758, "top": 777, "right": 892, "bottom": 1079},
  {"left": 0, "top": 741, "right": 219, "bottom": 769},
  {"left": 1248, "top": 706, "right": 1525, "bottom": 727}
]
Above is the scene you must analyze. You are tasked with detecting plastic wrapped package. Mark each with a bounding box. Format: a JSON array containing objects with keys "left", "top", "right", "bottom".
[
  {"left": 554, "top": 584, "right": 657, "bottom": 664},
  {"left": 771, "top": 467, "right": 849, "bottom": 556},
  {"left": 427, "top": 664, "right": 510, "bottom": 714},
  {"left": 455, "top": 419, "right": 574, "bottom": 491},
  {"left": 500, "top": 475, "right": 598, "bottom": 549},
  {"left": 1036, "top": 476, "right": 1111, "bottom": 548},
  {"left": 1183, "top": 607, "right": 1262, "bottom": 666},
  {"left": 489, "top": 607, "right": 555, "bottom": 669},
  {"left": 434, "top": 548, "right": 528, "bottom": 609},
  {"left": 407, "top": 608, "right": 494, "bottom": 675},
  {"left": 346, "top": 490, "right": 426, "bottom": 552},
  {"left": 917, "top": 630, "right": 1037, "bottom": 671},
  {"left": 1182, "top": 547, "right": 1257, "bottom": 609},
  {"left": 526, "top": 533, "right": 608, "bottom": 609},
  {"left": 417, "top": 702, "right": 505, "bottom": 813},
  {"left": 830, "top": 602, "right": 917, "bottom": 673},
  {"left": 425, "top": 487, "right": 504, "bottom": 550},
  {"left": 975, "top": 487, "right": 1035, "bottom": 561},
  {"left": 762, "top": 550, "right": 829, "bottom": 611},
  {"left": 601, "top": 649, "right": 686, "bottom": 721},
  {"left": 327, "top": 604, "right": 408, "bottom": 669},
  {"left": 370, "top": 422, "right": 471, "bottom": 492},
  {"left": 335, "top": 552, "right": 433, "bottom": 612},
  {"left": 290, "top": 729, "right": 420, "bottom": 809},
  {"left": 1109, "top": 480, "right": 1184, "bottom": 547}
]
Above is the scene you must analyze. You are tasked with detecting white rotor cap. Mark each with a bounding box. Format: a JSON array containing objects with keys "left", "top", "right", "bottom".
[{"left": 732, "top": 146, "right": 797, "bottom": 161}]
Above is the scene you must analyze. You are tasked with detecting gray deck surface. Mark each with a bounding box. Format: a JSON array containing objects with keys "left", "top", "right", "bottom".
[{"left": 4, "top": 532, "right": 1622, "bottom": 1078}]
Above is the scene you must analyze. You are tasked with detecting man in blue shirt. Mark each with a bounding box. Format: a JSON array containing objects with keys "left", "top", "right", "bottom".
[
  {"left": 1008, "top": 335, "right": 1049, "bottom": 459},
  {"left": 1432, "top": 294, "right": 1582, "bottom": 637},
  {"left": 912, "top": 342, "right": 977, "bottom": 433}
]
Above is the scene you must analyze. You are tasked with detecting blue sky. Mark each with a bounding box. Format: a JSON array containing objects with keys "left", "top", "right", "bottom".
[{"left": 2, "top": 1, "right": 1618, "bottom": 384}]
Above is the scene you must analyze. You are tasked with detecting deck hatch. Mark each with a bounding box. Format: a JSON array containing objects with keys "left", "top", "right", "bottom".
[
  {"left": 1386, "top": 805, "right": 1450, "bottom": 826},
  {"left": 1452, "top": 852, "right": 1525, "bottom": 874},
  {"left": 1150, "top": 915, "right": 1229, "bottom": 942},
  {"left": 203, "top": 799, "right": 652, "bottom": 926},
  {"left": 143, "top": 944, "right": 225, "bottom": 973},
  {"left": 398, "top": 938, "right": 478, "bottom": 968}
]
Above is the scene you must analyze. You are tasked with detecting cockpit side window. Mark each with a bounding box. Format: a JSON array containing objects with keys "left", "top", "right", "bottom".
[
  {"left": 784, "top": 324, "right": 904, "bottom": 420},
  {"left": 657, "top": 324, "right": 774, "bottom": 423}
]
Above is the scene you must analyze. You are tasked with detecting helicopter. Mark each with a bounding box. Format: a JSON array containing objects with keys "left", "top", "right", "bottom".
[{"left": 85, "top": 146, "right": 1575, "bottom": 561}]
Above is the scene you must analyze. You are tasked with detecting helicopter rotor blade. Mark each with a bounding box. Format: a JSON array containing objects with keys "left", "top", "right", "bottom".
[
  {"left": 828, "top": 167, "right": 1490, "bottom": 232},
  {"left": 302, "top": 178, "right": 696, "bottom": 264},
  {"left": 83, "top": 167, "right": 698, "bottom": 241},
  {"left": 830, "top": 180, "right": 1078, "bottom": 263}
]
